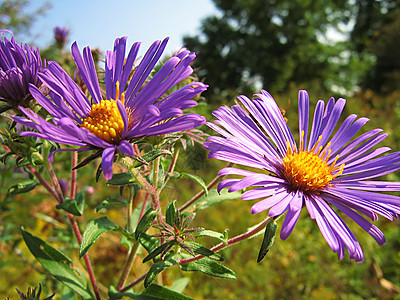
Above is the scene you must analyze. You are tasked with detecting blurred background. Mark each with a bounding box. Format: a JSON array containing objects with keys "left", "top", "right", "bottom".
[{"left": 1, "top": 0, "right": 400, "bottom": 299}]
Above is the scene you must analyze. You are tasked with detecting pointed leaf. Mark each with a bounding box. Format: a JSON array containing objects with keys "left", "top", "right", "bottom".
[
  {"left": 178, "top": 172, "right": 208, "bottom": 196},
  {"left": 143, "top": 240, "right": 175, "bottom": 263},
  {"left": 165, "top": 201, "right": 177, "bottom": 226},
  {"left": 196, "top": 230, "right": 227, "bottom": 243},
  {"left": 56, "top": 192, "right": 85, "bottom": 216},
  {"left": 169, "top": 277, "right": 190, "bottom": 293},
  {"left": 7, "top": 181, "right": 37, "bottom": 196},
  {"left": 140, "top": 148, "right": 172, "bottom": 167},
  {"left": 108, "top": 285, "right": 140, "bottom": 299},
  {"left": 144, "top": 254, "right": 179, "bottom": 288},
  {"left": 139, "top": 232, "right": 160, "bottom": 255},
  {"left": 80, "top": 217, "right": 119, "bottom": 257},
  {"left": 182, "top": 213, "right": 196, "bottom": 229},
  {"left": 180, "top": 257, "right": 236, "bottom": 279},
  {"left": 135, "top": 208, "right": 158, "bottom": 240},
  {"left": 107, "top": 172, "right": 135, "bottom": 186},
  {"left": 184, "top": 241, "right": 223, "bottom": 261},
  {"left": 62, "top": 286, "right": 78, "bottom": 300},
  {"left": 257, "top": 221, "right": 277, "bottom": 263},
  {"left": 142, "top": 284, "right": 194, "bottom": 299},
  {"left": 96, "top": 197, "right": 128, "bottom": 212},
  {"left": 21, "top": 228, "right": 94, "bottom": 299}
]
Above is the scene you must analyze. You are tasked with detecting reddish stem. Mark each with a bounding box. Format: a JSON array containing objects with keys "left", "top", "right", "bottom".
[
  {"left": 39, "top": 157, "right": 102, "bottom": 300},
  {"left": 70, "top": 151, "right": 78, "bottom": 199},
  {"left": 179, "top": 162, "right": 233, "bottom": 212},
  {"left": 121, "top": 217, "right": 270, "bottom": 291},
  {"left": 26, "top": 165, "right": 58, "bottom": 200},
  {"left": 179, "top": 217, "right": 270, "bottom": 264}
]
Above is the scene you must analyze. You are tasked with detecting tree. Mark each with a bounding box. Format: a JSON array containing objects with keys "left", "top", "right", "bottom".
[
  {"left": 184, "top": 0, "right": 354, "bottom": 103},
  {"left": 0, "top": 0, "right": 48, "bottom": 38},
  {"left": 350, "top": 0, "right": 400, "bottom": 93}
]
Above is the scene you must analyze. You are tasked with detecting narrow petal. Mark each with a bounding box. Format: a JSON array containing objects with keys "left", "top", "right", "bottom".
[
  {"left": 280, "top": 191, "right": 303, "bottom": 240},
  {"left": 101, "top": 146, "right": 116, "bottom": 180},
  {"left": 117, "top": 140, "right": 134, "bottom": 156},
  {"left": 250, "top": 191, "right": 289, "bottom": 214}
]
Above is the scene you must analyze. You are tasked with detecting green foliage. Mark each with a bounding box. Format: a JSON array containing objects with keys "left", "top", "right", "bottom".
[
  {"left": 21, "top": 228, "right": 94, "bottom": 299},
  {"left": 3, "top": 1, "right": 400, "bottom": 298},
  {"left": 184, "top": 0, "right": 354, "bottom": 102},
  {"left": 135, "top": 208, "right": 158, "bottom": 240},
  {"left": 79, "top": 217, "right": 134, "bottom": 257},
  {"left": 56, "top": 192, "right": 85, "bottom": 216},
  {"left": 0, "top": 0, "right": 48, "bottom": 38},
  {"left": 95, "top": 197, "right": 128, "bottom": 212},
  {"left": 6, "top": 181, "right": 37, "bottom": 198},
  {"left": 172, "top": 172, "right": 208, "bottom": 196},
  {"left": 180, "top": 255, "right": 236, "bottom": 279},
  {"left": 257, "top": 220, "right": 278, "bottom": 263},
  {"left": 144, "top": 254, "right": 180, "bottom": 288},
  {"left": 108, "top": 283, "right": 194, "bottom": 299}
]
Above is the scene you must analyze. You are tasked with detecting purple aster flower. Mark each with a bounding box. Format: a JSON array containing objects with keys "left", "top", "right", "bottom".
[
  {"left": 0, "top": 30, "right": 43, "bottom": 111},
  {"left": 204, "top": 89, "right": 400, "bottom": 263},
  {"left": 13, "top": 37, "right": 207, "bottom": 179},
  {"left": 54, "top": 27, "right": 69, "bottom": 48}
]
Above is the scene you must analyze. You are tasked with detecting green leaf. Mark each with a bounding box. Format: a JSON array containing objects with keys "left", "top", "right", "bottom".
[
  {"left": 139, "top": 233, "right": 160, "bottom": 255},
  {"left": 62, "top": 286, "right": 78, "bottom": 300},
  {"left": 143, "top": 240, "right": 175, "bottom": 263},
  {"left": 96, "top": 197, "right": 128, "bottom": 212},
  {"left": 107, "top": 172, "right": 135, "bottom": 186},
  {"left": 144, "top": 254, "right": 179, "bottom": 288},
  {"left": 177, "top": 172, "right": 208, "bottom": 196},
  {"left": 56, "top": 192, "right": 85, "bottom": 216},
  {"left": 21, "top": 228, "right": 94, "bottom": 299},
  {"left": 150, "top": 161, "right": 165, "bottom": 189},
  {"left": 165, "top": 201, "right": 177, "bottom": 226},
  {"left": 142, "top": 284, "right": 194, "bottom": 300},
  {"left": 184, "top": 241, "right": 223, "bottom": 261},
  {"left": 108, "top": 286, "right": 138, "bottom": 299},
  {"left": 108, "top": 283, "right": 192, "bottom": 300},
  {"left": 192, "top": 189, "right": 242, "bottom": 211},
  {"left": 169, "top": 278, "right": 190, "bottom": 293},
  {"left": 7, "top": 181, "right": 37, "bottom": 196},
  {"left": 196, "top": 230, "right": 227, "bottom": 243},
  {"left": 257, "top": 221, "right": 277, "bottom": 263},
  {"left": 180, "top": 256, "right": 236, "bottom": 279},
  {"left": 135, "top": 208, "right": 158, "bottom": 240},
  {"left": 80, "top": 217, "right": 119, "bottom": 257},
  {"left": 139, "top": 148, "right": 172, "bottom": 167}
]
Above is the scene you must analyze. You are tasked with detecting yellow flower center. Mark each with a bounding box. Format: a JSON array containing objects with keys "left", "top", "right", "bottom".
[
  {"left": 81, "top": 82, "right": 127, "bottom": 144},
  {"left": 282, "top": 135, "right": 344, "bottom": 192}
]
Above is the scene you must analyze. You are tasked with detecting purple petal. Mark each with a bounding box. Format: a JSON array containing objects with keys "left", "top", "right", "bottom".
[
  {"left": 117, "top": 140, "right": 134, "bottom": 156},
  {"left": 280, "top": 191, "right": 303, "bottom": 240},
  {"left": 251, "top": 190, "right": 289, "bottom": 214},
  {"left": 330, "top": 200, "right": 386, "bottom": 245},
  {"left": 101, "top": 146, "right": 116, "bottom": 180},
  {"left": 298, "top": 90, "right": 309, "bottom": 150}
]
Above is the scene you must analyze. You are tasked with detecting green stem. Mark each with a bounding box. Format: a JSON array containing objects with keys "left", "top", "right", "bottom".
[
  {"left": 120, "top": 156, "right": 161, "bottom": 216},
  {"left": 127, "top": 187, "right": 135, "bottom": 232},
  {"left": 152, "top": 156, "right": 163, "bottom": 220},
  {"left": 159, "top": 148, "right": 180, "bottom": 191},
  {"left": 70, "top": 151, "right": 78, "bottom": 199},
  {"left": 116, "top": 240, "right": 140, "bottom": 291}
]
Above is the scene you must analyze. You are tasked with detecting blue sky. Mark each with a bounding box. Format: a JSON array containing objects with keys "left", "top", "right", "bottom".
[{"left": 26, "top": 0, "right": 218, "bottom": 55}]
